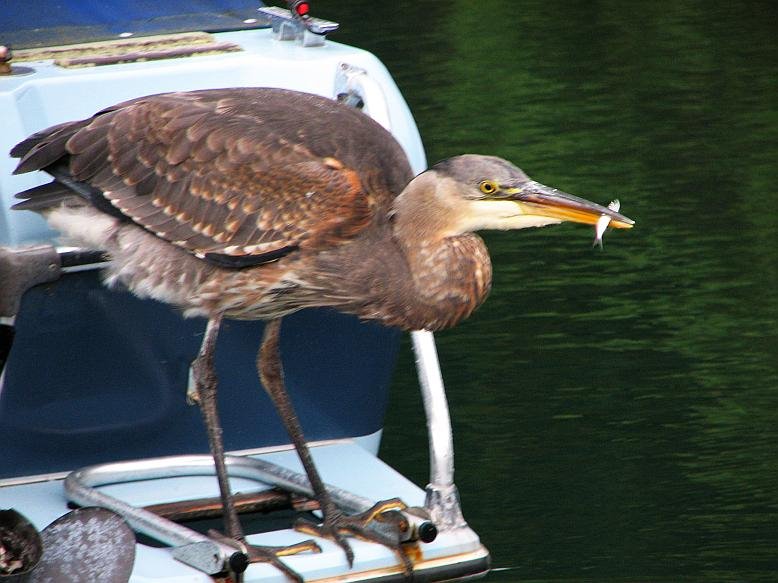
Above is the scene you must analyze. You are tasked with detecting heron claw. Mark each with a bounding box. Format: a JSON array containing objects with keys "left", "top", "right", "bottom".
[
  {"left": 294, "top": 498, "right": 413, "bottom": 576},
  {"left": 245, "top": 541, "right": 320, "bottom": 583},
  {"left": 208, "top": 530, "right": 320, "bottom": 582}
]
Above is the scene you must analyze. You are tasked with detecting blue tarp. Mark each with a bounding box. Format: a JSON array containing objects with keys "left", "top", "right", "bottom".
[{"left": 0, "top": 1, "right": 269, "bottom": 48}]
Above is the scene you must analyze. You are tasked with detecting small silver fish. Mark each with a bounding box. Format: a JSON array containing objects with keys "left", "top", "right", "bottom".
[{"left": 593, "top": 199, "right": 620, "bottom": 249}]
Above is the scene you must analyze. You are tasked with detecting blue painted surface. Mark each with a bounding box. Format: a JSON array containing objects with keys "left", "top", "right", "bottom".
[
  {"left": 1, "top": 0, "right": 269, "bottom": 48},
  {"left": 0, "top": 270, "right": 400, "bottom": 478}
]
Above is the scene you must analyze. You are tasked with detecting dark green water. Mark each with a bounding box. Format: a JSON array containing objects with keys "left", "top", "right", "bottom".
[{"left": 329, "top": 2, "right": 778, "bottom": 581}]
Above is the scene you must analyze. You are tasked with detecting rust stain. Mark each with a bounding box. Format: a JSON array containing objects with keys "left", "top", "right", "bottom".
[
  {"left": 402, "top": 541, "right": 423, "bottom": 564},
  {"left": 304, "top": 544, "right": 490, "bottom": 582}
]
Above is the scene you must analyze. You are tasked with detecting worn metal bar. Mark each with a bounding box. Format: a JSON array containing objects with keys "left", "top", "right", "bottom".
[
  {"left": 144, "top": 489, "right": 317, "bottom": 522},
  {"left": 411, "top": 330, "right": 467, "bottom": 530},
  {"left": 65, "top": 457, "right": 242, "bottom": 575}
]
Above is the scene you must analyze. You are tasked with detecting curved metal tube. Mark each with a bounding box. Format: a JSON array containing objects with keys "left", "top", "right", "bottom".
[
  {"left": 411, "top": 330, "right": 467, "bottom": 530},
  {"left": 65, "top": 453, "right": 435, "bottom": 574}
]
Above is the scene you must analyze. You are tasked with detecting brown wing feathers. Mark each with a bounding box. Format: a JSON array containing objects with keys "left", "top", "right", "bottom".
[{"left": 11, "top": 89, "right": 392, "bottom": 268}]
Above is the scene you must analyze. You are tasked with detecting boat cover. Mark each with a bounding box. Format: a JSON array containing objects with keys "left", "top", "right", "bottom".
[
  {"left": 0, "top": 0, "right": 269, "bottom": 49},
  {"left": 0, "top": 270, "right": 399, "bottom": 479}
]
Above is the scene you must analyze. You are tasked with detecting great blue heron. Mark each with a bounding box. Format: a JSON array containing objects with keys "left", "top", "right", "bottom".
[{"left": 11, "top": 87, "right": 634, "bottom": 579}]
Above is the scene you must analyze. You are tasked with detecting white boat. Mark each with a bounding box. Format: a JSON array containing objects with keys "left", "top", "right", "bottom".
[{"left": 0, "top": 2, "right": 490, "bottom": 581}]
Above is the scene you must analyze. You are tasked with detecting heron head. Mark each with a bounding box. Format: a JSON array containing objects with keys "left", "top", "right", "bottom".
[{"left": 431, "top": 155, "right": 635, "bottom": 233}]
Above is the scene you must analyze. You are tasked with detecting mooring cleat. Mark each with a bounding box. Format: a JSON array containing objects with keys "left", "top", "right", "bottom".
[
  {"left": 294, "top": 497, "right": 414, "bottom": 577},
  {"left": 208, "top": 530, "right": 321, "bottom": 582}
]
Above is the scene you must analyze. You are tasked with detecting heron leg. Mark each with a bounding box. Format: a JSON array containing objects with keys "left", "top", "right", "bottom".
[
  {"left": 190, "top": 314, "right": 244, "bottom": 540},
  {"left": 191, "top": 316, "right": 320, "bottom": 582},
  {"left": 258, "top": 318, "right": 413, "bottom": 575}
]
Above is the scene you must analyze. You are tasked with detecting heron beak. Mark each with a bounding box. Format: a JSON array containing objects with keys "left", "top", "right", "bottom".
[{"left": 507, "top": 181, "right": 635, "bottom": 229}]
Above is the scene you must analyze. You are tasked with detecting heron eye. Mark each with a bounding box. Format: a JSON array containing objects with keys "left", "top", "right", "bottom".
[{"left": 479, "top": 180, "right": 499, "bottom": 195}]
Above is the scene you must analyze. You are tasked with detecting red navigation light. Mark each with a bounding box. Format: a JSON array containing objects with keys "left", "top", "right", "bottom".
[{"left": 295, "top": 2, "right": 310, "bottom": 17}]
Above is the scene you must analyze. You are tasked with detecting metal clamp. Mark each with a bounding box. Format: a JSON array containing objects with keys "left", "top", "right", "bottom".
[
  {"left": 335, "top": 63, "right": 392, "bottom": 130},
  {"left": 0, "top": 245, "right": 61, "bottom": 318},
  {"left": 258, "top": 4, "right": 338, "bottom": 47}
]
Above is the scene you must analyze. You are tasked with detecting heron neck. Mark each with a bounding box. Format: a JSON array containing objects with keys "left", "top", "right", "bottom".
[
  {"left": 384, "top": 173, "right": 493, "bottom": 330},
  {"left": 391, "top": 172, "right": 468, "bottom": 242}
]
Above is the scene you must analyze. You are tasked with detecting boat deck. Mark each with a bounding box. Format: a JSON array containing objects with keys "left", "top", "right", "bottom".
[{"left": 1, "top": 440, "right": 489, "bottom": 581}]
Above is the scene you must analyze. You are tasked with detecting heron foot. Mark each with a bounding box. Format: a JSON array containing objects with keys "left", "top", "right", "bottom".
[
  {"left": 294, "top": 497, "right": 414, "bottom": 576},
  {"left": 209, "top": 530, "right": 321, "bottom": 583}
]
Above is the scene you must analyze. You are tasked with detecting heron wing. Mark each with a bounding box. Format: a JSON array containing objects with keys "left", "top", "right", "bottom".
[{"left": 15, "top": 89, "right": 409, "bottom": 268}]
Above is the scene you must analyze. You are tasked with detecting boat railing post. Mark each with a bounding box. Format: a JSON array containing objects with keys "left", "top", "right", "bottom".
[{"left": 411, "top": 329, "right": 468, "bottom": 531}]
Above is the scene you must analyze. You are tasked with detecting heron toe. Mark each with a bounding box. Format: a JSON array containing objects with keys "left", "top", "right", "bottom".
[
  {"left": 209, "top": 530, "right": 321, "bottom": 582},
  {"left": 294, "top": 498, "right": 413, "bottom": 576}
]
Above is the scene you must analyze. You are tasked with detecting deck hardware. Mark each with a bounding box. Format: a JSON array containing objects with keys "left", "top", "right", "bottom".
[
  {"left": 335, "top": 63, "right": 392, "bottom": 130},
  {"left": 0, "top": 46, "right": 10, "bottom": 75},
  {"left": 258, "top": 4, "right": 338, "bottom": 47},
  {"left": 0, "top": 46, "right": 33, "bottom": 76},
  {"left": 0, "top": 246, "right": 61, "bottom": 320}
]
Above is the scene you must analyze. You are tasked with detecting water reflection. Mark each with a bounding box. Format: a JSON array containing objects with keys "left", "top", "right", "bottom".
[{"left": 332, "top": 1, "right": 778, "bottom": 580}]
